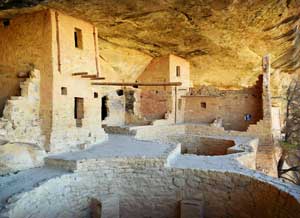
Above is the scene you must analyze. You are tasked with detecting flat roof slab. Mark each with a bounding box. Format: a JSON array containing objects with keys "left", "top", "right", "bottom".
[{"left": 48, "top": 134, "right": 174, "bottom": 161}]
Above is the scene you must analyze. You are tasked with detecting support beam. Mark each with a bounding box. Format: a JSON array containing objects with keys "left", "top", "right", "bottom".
[
  {"left": 72, "top": 72, "right": 88, "bottom": 76},
  {"left": 90, "top": 77, "right": 106, "bottom": 80},
  {"left": 91, "top": 82, "right": 182, "bottom": 86},
  {"left": 81, "top": 74, "right": 97, "bottom": 78}
]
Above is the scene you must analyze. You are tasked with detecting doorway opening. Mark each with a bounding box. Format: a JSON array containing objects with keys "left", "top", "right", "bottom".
[
  {"left": 74, "top": 97, "right": 84, "bottom": 127},
  {"left": 125, "top": 90, "right": 135, "bottom": 115},
  {"left": 101, "top": 96, "right": 109, "bottom": 121}
]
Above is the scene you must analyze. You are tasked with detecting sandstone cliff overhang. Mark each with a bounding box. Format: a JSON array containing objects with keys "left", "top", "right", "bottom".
[{"left": 0, "top": 0, "right": 299, "bottom": 87}]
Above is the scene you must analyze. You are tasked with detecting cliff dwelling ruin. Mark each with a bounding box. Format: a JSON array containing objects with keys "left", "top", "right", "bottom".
[{"left": 0, "top": 1, "right": 300, "bottom": 218}]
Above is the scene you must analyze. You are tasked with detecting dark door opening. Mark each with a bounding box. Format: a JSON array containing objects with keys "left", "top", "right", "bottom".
[
  {"left": 74, "top": 97, "right": 84, "bottom": 127},
  {"left": 101, "top": 96, "right": 109, "bottom": 121},
  {"left": 125, "top": 90, "right": 135, "bottom": 115}
]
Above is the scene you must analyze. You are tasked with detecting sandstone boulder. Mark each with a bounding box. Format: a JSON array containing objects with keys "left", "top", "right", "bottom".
[{"left": 0, "top": 142, "right": 46, "bottom": 175}]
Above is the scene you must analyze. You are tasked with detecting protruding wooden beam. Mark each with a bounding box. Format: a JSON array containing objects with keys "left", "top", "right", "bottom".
[
  {"left": 90, "top": 77, "right": 106, "bottom": 80},
  {"left": 72, "top": 72, "right": 88, "bottom": 76},
  {"left": 81, "top": 74, "right": 97, "bottom": 78},
  {"left": 91, "top": 82, "right": 182, "bottom": 86}
]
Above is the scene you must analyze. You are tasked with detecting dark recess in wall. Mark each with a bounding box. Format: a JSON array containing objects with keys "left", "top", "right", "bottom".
[{"left": 0, "top": 0, "right": 46, "bottom": 10}]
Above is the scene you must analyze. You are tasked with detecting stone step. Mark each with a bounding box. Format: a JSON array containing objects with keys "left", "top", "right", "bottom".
[
  {"left": 20, "top": 80, "right": 30, "bottom": 86},
  {"left": 103, "top": 125, "right": 137, "bottom": 135},
  {"left": 44, "top": 157, "right": 77, "bottom": 172},
  {"left": 10, "top": 96, "right": 24, "bottom": 101}
]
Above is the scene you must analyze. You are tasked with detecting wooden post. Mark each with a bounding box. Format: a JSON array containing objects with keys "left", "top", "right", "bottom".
[
  {"left": 262, "top": 54, "right": 273, "bottom": 145},
  {"left": 175, "top": 86, "right": 177, "bottom": 124},
  {"left": 262, "top": 55, "right": 272, "bottom": 119},
  {"left": 93, "top": 26, "right": 100, "bottom": 76},
  {"left": 91, "top": 82, "right": 182, "bottom": 86},
  {"left": 55, "top": 11, "right": 61, "bottom": 73}
]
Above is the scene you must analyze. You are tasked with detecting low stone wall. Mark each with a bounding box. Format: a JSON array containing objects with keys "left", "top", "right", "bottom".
[
  {"left": 2, "top": 157, "right": 300, "bottom": 218},
  {"left": 133, "top": 124, "right": 186, "bottom": 141},
  {"left": 133, "top": 123, "right": 260, "bottom": 143}
]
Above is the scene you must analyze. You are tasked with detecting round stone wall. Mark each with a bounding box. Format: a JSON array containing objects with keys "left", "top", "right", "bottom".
[{"left": 2, "top": 159, "right": 300, "bottom": 218}]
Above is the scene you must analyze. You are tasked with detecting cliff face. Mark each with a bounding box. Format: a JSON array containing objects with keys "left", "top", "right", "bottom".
[{"left": 0, "top": 0, "right": 299, "bottom": 88}]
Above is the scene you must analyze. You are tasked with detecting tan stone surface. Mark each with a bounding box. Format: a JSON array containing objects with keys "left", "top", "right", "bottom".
[
  {"left": 1, "top": 0, "right": 298, "bottom": 88},
  {"left": 49, "top": 10, "right": 108, "bottom": 152},
  {"left": 0, "top": 142, "right": 46, "bottom": 176},
  {"left": 0, "top": 69, "right": 44, "bottom": 146},
  {"left": 0, "top": 9, "right": 108, "bottom": 152},
  {"left": 0, "top": 10, "right": 53, "bottom": 145},
  {"left": 99, "top": 39, "right": 152, "bottom": 82}
]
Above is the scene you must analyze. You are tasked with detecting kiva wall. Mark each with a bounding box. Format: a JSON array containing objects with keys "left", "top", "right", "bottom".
[{"left": 3, "top": 158, "right": 300, "bottom": 218}]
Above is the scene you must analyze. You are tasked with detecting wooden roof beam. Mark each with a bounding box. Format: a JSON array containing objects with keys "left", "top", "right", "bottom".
[
  {"left": 81, "top": 74, "right": 97, "bottom": 78},
  {"left": 90, "top": 77, "right": 106, "bottom": 80},
  {"left": 72, "top": 72, "right": 88, "bottom": 76},
  {"left": 91, "top": 82, "right": 182, "bottom": 86}
]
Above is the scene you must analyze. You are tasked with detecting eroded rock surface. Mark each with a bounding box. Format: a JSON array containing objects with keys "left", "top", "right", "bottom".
[
  {"left": 0, "top": 142, "right": 46, "bottom": 176},
  {"left": 0, "top": 0, "right": 299, "bottom": 87}
]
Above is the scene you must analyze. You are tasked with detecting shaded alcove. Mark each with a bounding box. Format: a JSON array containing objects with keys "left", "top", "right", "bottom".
[{"left": 101, "top": 96, "right": 109, "bottom": 121}]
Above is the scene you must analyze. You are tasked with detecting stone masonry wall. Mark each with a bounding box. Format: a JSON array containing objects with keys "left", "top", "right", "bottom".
[
  {"left": 2, "top": 158, "right": 300, "bottom": 218},
  {"left": 183, "top": 75, "right": 263, "bottom": 131},
  {"left": 133, "top": 123, "right": 279, "bottom": 176},
  {"left": 48, "top": 9, "right": 107, "bottom": 152},
  {"left": 0, "top": 69, "right": 44, "bottom": 146},
  {"left": 137, "top": 55, "right": 191, "bottom": 123},
  {"left": 0, "top": 9, "right": 54, "bottom": 147},
  {"left": 49, "top": 75, "right": 107, "bottom": 152},
  {"left": 101, "top": 88, "right": 125, "bottom": 126}
]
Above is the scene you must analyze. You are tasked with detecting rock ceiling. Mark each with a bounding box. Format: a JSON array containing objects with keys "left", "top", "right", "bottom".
[{"left": 0, "top": 0, "right": 299, "bottom": 87}]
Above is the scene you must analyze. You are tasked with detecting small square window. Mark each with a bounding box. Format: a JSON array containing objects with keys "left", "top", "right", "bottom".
[
  {"left": 176, "top": 66, "right": 181, "bottom": 77},
  {"left": 94, "top": 92, "right": 98, "bottom": 98},
  {"left": 3, "top": 19, "right": 10, "bottom": 27},
  {"left": 61, "top": 87, "right": 67, "bottom": 95},
  {"left": 116, "top": 89, "right": 124, "bottom": 96},
  {"left": 244, "top": 114, "right": 252, "bottom": 121},
  {"left": 74, "top": 28, "right": 83, "bottom": 49},
  {"left": 201, "top": 102, "right": 206, "bottom": 109}
]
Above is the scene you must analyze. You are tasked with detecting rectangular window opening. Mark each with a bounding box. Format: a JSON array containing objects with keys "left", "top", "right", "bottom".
[
  {"left": 3, "top": 19, "right": 10, "bottom": 27},
  {"left": 94, "top": 92, "right": 98, "bottom": 98},
  {"left": 176, "top": 66, "right": 181, "bottom": 77},
  {"left": 75, "top": 97, "right": 84, "bottom": 127},
  {"left": 61, "top": 87, "right": 67, "bottom": 95},
  {"left": 201, "top": 102, "right": 206, "bottom": 109},
  {"left": 178, "top": 99, "right": 182, "bottom": 110},
  {"left": 74, "top": 28, "right": 83, "bottom": 49}
]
